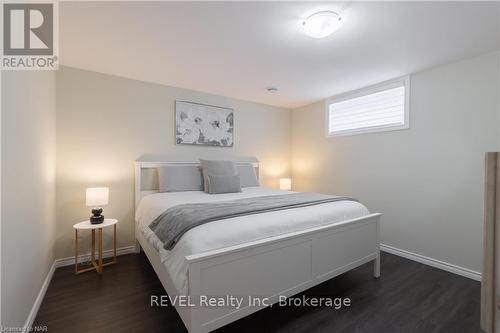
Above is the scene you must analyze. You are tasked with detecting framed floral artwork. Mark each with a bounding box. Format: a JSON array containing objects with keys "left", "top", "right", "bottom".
[{"left": 175, "top": 101, "right": 234, "bottom": 147}]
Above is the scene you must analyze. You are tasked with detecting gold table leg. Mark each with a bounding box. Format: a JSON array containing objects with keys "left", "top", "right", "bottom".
[
  {"left": 114, "top": 224, "right": 116, "bottom": 263},
  {"left": 98, "top": 228, "right": 103, "bottom": 273},
  {"left": 74, "top": 229, "right": 78, "bottom": 274},
  {"left": 75, "top": 224, "right": 117, "bottom": 275},
  {"left": 91, "top": 229, "right": 99, "bottom": 272},
  {"left": 75, "top": 228, "right": 98, "bottom": 274},
  {"left": 91, "top": 229, "right": 95, "bottom": 262}
]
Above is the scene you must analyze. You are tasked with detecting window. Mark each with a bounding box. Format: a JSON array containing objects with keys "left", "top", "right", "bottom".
[{"left": 326, "top": 76, "right": 410, "bottom": 137}]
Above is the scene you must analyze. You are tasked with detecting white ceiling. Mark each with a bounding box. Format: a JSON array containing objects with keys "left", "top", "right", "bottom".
[{"left": 60, "top": 1, "right": 499, "bottom": 109}]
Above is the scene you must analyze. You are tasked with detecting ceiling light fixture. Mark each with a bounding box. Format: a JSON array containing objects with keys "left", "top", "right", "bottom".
[{"left": 302, "top": 10, "right": 343, "bottom": 39}]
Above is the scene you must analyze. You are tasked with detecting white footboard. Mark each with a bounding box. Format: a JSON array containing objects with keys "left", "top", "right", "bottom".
[{"left": 184, "top": 213, "right": 381, "bottom": 333}]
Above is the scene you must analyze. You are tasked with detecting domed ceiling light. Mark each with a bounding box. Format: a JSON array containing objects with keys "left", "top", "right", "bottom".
[{"left": 302, "top": 10, "right": 343, "bottom": 39}]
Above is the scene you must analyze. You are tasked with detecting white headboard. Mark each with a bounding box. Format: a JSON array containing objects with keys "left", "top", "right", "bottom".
[{"left": 134, "top": 154, "right": 260, "bottom": 207}]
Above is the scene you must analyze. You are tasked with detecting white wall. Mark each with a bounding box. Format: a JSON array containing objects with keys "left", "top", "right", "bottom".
[
  {"left": 498, "top": 50, "right": 500, "bottom": 150},
  {"left": 291, "top": 51, "right": 499, "bottom": 274},
  {"left": 56, "top": 66, "right": 291, "bottom": 259},
  {"left": 1, "top": 71, "right": 56, "bottom": 326}
]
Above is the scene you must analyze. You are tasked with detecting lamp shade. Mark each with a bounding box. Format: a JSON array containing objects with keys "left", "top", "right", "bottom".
[
  {"left": 279, "top": 178, "right": 292, "bottom": 191},
  {"left": 86, "top": 187, "right": 109, "bottom": 207}
]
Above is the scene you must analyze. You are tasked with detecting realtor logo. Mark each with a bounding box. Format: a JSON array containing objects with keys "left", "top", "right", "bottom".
[
  {"left": 2, "top": 2, "right": 58, "bottom": 70},
  {"left": 4, "top": 3, "right": 53, "bottom": 55}
]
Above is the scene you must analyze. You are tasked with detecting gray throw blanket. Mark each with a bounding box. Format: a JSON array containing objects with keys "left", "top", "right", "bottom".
[{"left": 149, "top": 193, "right": 357, "bottom": 250}]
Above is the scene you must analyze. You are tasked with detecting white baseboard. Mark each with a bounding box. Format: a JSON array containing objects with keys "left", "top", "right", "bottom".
[
  {"left": 24, "top": 246, "right": 137, "bottom": 330},
  {"left": 23, "top": 261, "right": 56, "bottom": 330},
  {"left": 380, "top": 243, "right": 481, "bottom": 282},
  {"left": 55, "top": 245, "right": 137, "bottom": 268}
]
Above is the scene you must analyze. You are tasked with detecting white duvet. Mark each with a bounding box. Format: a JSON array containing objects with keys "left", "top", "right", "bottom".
[{"left": 135, "top": 187, "right": 370, "bottom": 295}]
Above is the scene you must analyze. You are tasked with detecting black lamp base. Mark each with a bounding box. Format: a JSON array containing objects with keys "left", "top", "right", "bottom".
[{"left": 90, "top": 208, "right": 104, "bottom": 224}]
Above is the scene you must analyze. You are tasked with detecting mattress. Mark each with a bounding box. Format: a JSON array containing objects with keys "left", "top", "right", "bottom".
[{"left": 135, "top": 186, "right": 370, "bottom": 295}]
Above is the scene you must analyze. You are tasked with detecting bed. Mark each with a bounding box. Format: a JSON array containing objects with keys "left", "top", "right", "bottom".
[{"left": 135, "top": 155, "right": 381, "bottom": 333}]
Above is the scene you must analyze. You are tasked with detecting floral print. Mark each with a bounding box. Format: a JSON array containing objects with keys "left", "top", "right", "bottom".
[{"left": 176, "top": 101, "right": 234, "bottom": 147}]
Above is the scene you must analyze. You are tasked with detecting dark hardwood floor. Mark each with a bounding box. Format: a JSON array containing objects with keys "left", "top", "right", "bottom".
[{"left": 34, "top": 252, "right": 482, "bottom": 333}]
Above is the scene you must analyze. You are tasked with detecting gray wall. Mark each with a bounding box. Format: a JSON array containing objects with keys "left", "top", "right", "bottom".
[
  {"left": 56, "top": 66, "right": 291, "bottom": 259},
  {"left": 291, "top": 51, "right": 499, "bottom": 273},
  {"left": 1, "top": 71, "right": 56, "bottom": 326}
]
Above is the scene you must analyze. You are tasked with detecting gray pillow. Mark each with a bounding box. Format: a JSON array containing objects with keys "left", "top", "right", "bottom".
[
  {"left": 199, "top": 159, "right": 238, "bottom": 193},
  {"left": 207, "top": 174, "right": 242, "bottom": 194},
  {"left": 238, "top": 164, "right": 260, "bottom": 187},
  {"left": 157, "top": 166, "right": 204, "bottom": 192}
]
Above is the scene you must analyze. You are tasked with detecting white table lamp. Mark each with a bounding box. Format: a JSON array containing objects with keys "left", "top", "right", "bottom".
[
  {"left": 279, "top": 178, "right": 292, "bottom": 191},
  {"left": 86, "top": 187, "right": 109, "bottom": 224}
]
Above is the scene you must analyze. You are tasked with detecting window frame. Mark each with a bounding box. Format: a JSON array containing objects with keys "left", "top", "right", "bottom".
[{"left": 325, "top": 76, "right": 410, "bottom": 137}]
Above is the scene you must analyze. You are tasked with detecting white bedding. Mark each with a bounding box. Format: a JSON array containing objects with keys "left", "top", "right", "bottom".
[{"left": 135, "top": 187, "right": 370, "bottom": 295}]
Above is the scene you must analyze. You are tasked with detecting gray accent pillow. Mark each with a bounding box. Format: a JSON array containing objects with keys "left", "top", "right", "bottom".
[
  {"left": 199, "top": 159, "right": 238, "bottom": 193},
  {"left": 238, "top": 164, "right": 260, "bottom": 187},
  {"left": 157, "top": 166, "right": 204, "bottom": 192},
  {"left": 207, "top": 174, "right": 242, "bottom": 194}
]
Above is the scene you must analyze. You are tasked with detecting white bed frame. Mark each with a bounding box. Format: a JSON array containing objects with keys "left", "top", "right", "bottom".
[{"left": 135, "top": 156, "right": 381, "bottom": 333}]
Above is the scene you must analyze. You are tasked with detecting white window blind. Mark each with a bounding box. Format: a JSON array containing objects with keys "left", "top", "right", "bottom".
[{"left": 327, "top": 77, "right": 409, "bottom": 136}]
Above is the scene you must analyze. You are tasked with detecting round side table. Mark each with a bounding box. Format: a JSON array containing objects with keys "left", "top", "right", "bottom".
[{"left": 73, "top": 218, "right": 118, "bottom": 275}]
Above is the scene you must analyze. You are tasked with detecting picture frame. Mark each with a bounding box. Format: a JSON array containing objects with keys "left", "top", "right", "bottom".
[{"left": 175, "top": 100, "right": 234, "bottom": 147}]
